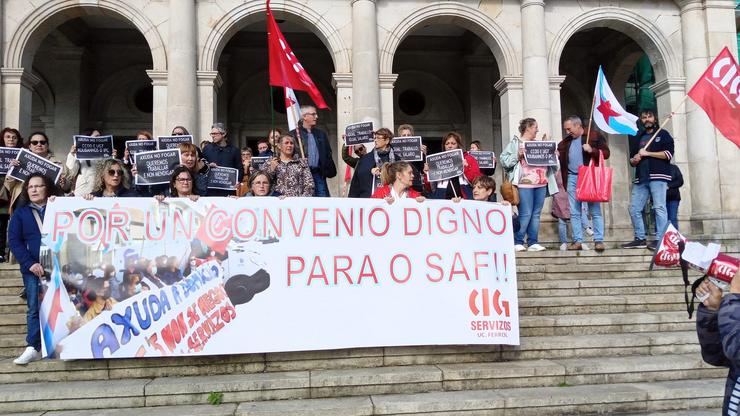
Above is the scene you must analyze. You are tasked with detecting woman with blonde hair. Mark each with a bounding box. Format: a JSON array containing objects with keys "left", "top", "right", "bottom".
[
  {"left": 84, "top": 159, "right": 137, "bottom": 199},
  {"left": 371, "top": 161, "right": 425, "bottom": 204}
]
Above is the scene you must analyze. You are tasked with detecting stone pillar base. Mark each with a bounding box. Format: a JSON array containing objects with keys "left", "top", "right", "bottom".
[{"left": 689, "top": 216, "right": 740, "bottom": 236}]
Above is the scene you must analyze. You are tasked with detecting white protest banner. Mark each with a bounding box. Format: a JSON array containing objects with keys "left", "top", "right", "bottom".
[
  {"left": 207, "top": 167, "right": 239, "bottom": 190},
  {"left": 8, "top": 149, "right": 62, "bottom": 183},
  {"left": 426, "top": 149, "right": 465, "bottom": 182},
  {"left": 40, "top": 197, "right": 519, "bottom": 359},
  {"left": 0, "top": 147, "right": 21, "bottom": 175},
  {"left": 344, "top": 122, "right": 374, "bottom": 146},
  {"left": 158, "top": 135, "right": 193, "bottom": 150},
  {"left": 73, "top": 135, "right": 114, "bottom": 160},
  {"left": 391, "top": 136, "right": 424, "bottom": 162},
  {"left": 523, "top": 141, "right": 558, "bottom": 166},
  {"left": 134, "top": 149, "right": 181, "bottom": 185}
]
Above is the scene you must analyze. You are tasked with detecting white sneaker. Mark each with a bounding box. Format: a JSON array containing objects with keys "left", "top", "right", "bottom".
[
  {"left": 559, "top": 243, "right": 567, "bottom": 251},
  {"left": 585, "top": 226, "right": 594, "bottom": 236},
  {"left": 582, "top": 243, "right": 590, "bottom": 250},
  {"left": 527, "top": 244, "right": 546, "bottom": 252},
  {"left": 13, "top": 346, "right": 41, "bottom": 365},
  {"left": 514, "top": 244, "right": 526, "bottom": 252}
]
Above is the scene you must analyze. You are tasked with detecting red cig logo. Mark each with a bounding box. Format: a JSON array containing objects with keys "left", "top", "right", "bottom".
[{"left": 469, "top": 289, "right": 510, "bottom": 317}]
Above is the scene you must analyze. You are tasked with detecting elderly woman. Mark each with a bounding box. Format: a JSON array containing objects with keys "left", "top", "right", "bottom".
[
  {"left": 349, "top": 128, "right": 398, "bottom": 198},
  {"left": 0, "top": 127, "right": 24, "bottom": 262},
  {"left": 8, "top": 173, "right": 60, "bottom": 364},
  {"left": 243, "top": 171, "right": 281, "bottom": 197},
  {"left": 4, "top": 132, "right": 70, "bottom": 212},
  {"left": 262, "top": 135, "right": 314, "bottom": 197},
  {"left": 428, "top": 132, "right": 482, "bottom": 200},
  {"left": 500, "top": 118, "right": 558, "bottom": 252},
  {"left": 83, "top": 159, "right": 137, "bottom": 199},
  {"left": 371, "top": 161, "right": 425, "bottom": 204}
]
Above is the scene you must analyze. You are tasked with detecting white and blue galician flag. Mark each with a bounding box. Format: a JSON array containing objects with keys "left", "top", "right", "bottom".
[
  {"left": 593, "top": 66, "right": 639, "bottom": 135},
  {"left": 40, "top": 254, "right": 78, "bottom": 358}
]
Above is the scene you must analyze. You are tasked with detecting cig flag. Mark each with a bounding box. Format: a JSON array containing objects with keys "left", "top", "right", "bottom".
[
  {"left": 687, "top": 47, "right": 740, "bottom": 150},
  {"left": 593, "top": 66, "right": 639, "bottom": 135},
  {"left": 266, "top": 0, "right": 328, "bottom": 109}
]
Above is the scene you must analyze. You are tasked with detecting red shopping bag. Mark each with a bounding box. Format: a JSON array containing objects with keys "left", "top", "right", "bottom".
[{"left": 575, "top": 150, "right": 612, "bottom": 202}]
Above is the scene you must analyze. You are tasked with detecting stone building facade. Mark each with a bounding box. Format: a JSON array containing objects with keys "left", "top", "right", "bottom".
[{"left": 0, "top": 0, "right": 739, "bottom": 235}]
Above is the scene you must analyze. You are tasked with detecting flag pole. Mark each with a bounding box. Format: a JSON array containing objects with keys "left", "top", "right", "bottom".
[
  {"left": 285, "top": 88, "right": 306, "bottom": 159},
  {"left": 642, "top": 94, "right": 689, "bottom": 150},
  {"left": 586, "top": 94, "right": 597, "bottom": 140}
]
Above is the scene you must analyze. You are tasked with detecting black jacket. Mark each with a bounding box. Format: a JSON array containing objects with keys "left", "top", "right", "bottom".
[
  {"left": 629, "top": 129, "right": 674, "bottom": 183},
  {"left": 667, "top": 164, "right": 683, "bottom": 201},
  {"left": 292, "top": 125, "right": 337, "bottom": 179}
]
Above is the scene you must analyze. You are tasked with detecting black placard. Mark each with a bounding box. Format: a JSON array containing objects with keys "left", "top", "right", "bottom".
[
  {"left": 126, "top": 140, "right": 158, "bottom": 164},
  {"left": 134, "top": 149, "right": 181, "bottom": 185},
  {"left": 251, "top": 157, "right": 270, "bottom": 170},
  {"left": 469, "top": 150, "right": 496, "bottom": 169},
  {"left": 426, "top": 149, "right": 464, "bottom": 182},
  {"left": 523, "top": 141, "right": 558, "bottom": 166},
  {"left": 157, "top": 135, "right": 193, "bottom": 150},
  {"left": 391, "top": 136, "right": 424, "bottom": 162},
  {"left": 7, "top": 149, "right": 62, "bottom": 183},
  {"left": 207, "top": 167, "right": 239, "bottom": 190},
  {"left": 0, "top": 147, "right": 21, "bottom": 175},
  {"left": 73, "top": 135, "right": 114, "bottom": 160},
  {"left": 344, "top": 122, "right": 374, "bottom": 146}
]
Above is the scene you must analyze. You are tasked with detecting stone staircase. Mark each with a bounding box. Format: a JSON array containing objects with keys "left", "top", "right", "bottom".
[{"left": 0, "top": 236, "right": 736, "bottom": 415}]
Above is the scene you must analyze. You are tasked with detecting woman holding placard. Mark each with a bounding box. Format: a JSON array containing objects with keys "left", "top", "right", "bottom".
[
  {"left": 371, "top": 161, "right": 425, "bottom": 204},
  {"left": 500, "top": 118, "right": 559, "bottom": 252},
  {"left": 4, "top": 132, "right": 70, "bottom": 214},
  {"left": 348, "top": 128, "right": 397, "bottom": 198},
  {"left": 261, "top": 135, "right": 314, "bottom": 197},
  {"left": 83, "top": 159, "right": 137, "bottom": 199},
  {"left": 122, "top": 130, "right": 153, "bottom": 168},
  {"left": 428, "top": 132, "right": 482, "bottom": 200},
  {"left": 0, "top": 128, "right": 24, "bottom": 262},
  {"left": 66, "top": 129, "right": 118, "bottom": 197}
]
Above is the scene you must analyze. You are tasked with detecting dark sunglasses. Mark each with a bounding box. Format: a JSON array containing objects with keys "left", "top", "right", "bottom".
[
  {"left": 107, "top": 169, "right": 124, "bottom": 176},
  {"left": 30, "top": 140, "right": 47, "bottom": 145}
]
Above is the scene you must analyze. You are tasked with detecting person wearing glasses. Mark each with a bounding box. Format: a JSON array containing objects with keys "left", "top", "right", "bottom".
[
  {"left": 291, "top": 106, "right": 337, "bottom": 197},
  {"left": 243, "top": 171, "right": 280, "bottom": 197},
  {"left": 202, "top": 123, "right": 242, "bottom": 196},
  {"left": 4, "top": 132, "right": 70, "bottom": 213},
  {"left": 82, "top": 159, "right": 137, "bottom": 199},
  {"left": 349, "top": 128, "right": 397, "bottom": 198},
  {"left": 157, "top": 166, "right": 199, "bottom": 201},
  {"left": 66, "top": 129, "right": 119, "bottom": 197},
  {"left": 0, "top": 127, "right": 24, "bottom": 262},
  {"left": 9, "top": 173, "right": 60, "bottom": 364}
]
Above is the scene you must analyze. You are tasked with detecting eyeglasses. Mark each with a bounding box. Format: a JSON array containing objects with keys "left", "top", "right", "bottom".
[
  {"left": 210, "top": 132, "right": 224, "bottom": 136},
  {"left": 175, "top": 177, "right": 192, "bottom": 183},
  {"left": 253, "top": 181, "right": 270, "bottom": 185},
  {"left": 30, "top": 140, "right": 47, "bottom": 146},
  {"left": 304, "top": 112, "right": 318, "bottom": 117},
  {"left": 107, "top": 169, "right": 123, "bottom": 176}
]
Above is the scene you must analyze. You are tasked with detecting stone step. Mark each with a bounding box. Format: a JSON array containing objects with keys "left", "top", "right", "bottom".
[
  {"left": 0, "top": 356, "right": 724, "bottom": 413},
  {"left": 43, "top": 404, "right": 238, "bottom": 416},
  {"left": 0, "top": 295, "right": 25, "bottom": 314},
  {"left": 519, "top": 293, "right": 686, "bottom": 315},
  {"left": 519, "top": 311, "right": 693, "bottom": 336},
  {"left": 237, "top": 378, "right": 724, "bottom": 416},
  {"left": 619, "top": 409, "right": 722, "bottom": 416},
  {"left": 518, "top": 277, "right": 684, "bottom": 297},
  {"left": 517, "top": 268, "right": 683, "bottom": 280}
]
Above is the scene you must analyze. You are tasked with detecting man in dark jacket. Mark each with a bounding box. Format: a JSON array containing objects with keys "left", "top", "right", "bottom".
[
  {"left": 558, "top": 116, "right": 610, "bottom": 252},
  {"left": 622, "top": 110, "right": 675, "bottom": 250},
  {"left": 202, "top": 123, "right": 242, "bottom": 196},
  {"left": 292, "top": 105, "right": 337, "bottom": 197},
  {"left": 696, "top": 277, "right": 740, "bottom": 416}
]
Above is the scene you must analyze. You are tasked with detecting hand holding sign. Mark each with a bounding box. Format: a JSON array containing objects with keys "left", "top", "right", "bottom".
[
  {"left": 426, "top": 149, "right": 465, "bottom": 182},
  {"left": 523, "top": 141, "right": 558, "bottom": 166},
  {"left": 344, "top": 122, "right": 374, "bottom": 146},
  {"left": 7, "top": 149, "right": 63, "bottom": 183},
  {"left": 134, "top": 149, "right": 181, "bottom": 185},
  {"left": 73, "top": 135, "right": 114, "bottom": 160},
  {"left": 0, "top": 147, "right": 21, "bottom": 175},
  {"left": 157, "top": 135, "right": 193, "bottom": 150},
  {"left": 207, "top": 167, "right": 239, "bottom": 190},
  {"left": 391, "top": 136, "right": 424, "bottom": 162}
]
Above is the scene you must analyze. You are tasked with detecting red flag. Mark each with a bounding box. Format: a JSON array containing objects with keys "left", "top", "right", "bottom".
[
  {"left": 687, "top": 47, "right": 740, "bottom": 149},
  {"left": 266, "top": 0, "right": 329, "bottom": 109}
]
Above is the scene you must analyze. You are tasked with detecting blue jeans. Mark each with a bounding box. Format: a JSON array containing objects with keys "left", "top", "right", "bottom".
[
  {"left": 667, "top": 199, "right": 680, "bottom": 230},
  {"left": 22, "top": 273, "right": 41, "bottom": 351},
  {"left": 629, "top": 181, "right": 668, "bottom": 243},
  {"left": 558, "top": 219, "right": 569, "bottom": 244},
  {"left": 515, "top": 186, "right": 546, "bottom": 245},
  {"left": 312, "top": 172, "right": 330, "bottom": 197},
  {"left": 567, "top": 174, "right": 605, "bottom": 243}
]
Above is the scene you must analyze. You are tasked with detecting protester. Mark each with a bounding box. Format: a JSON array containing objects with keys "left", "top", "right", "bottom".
[
  {"left": 558, "top": 116, "right": 610, "bottom": 252},
  {"left": 622, "top": 110, "right": 675, "bottom": 250},
  {"left": 262, "top": 135, "right": 314, "bottom": 197},
  {"left": 243, "top": 171, "right": 280, "bottom": 197},
  {"left": 123, "top": 130, "right": 153, "bottom": 167},
  {"left": 349, "top": 128, "right": 397, "bottom": 198},
  {"left": 5, "top": 132, "right": 70, "bottom": 212},
  {"left": 429, "top": 132, "right": 482, "bottom": 200},
  {"left": 157, "top": 166, "right": 199, "bottom": 201},
  {"left": 79, "top": 159, "right": 137, "bottom": 200},
  {"left": 8, "top": 173, "right": 59, "bottom": 364},
  {"left": 397, "top": 124, "right": 426, "bottom": 194},
  {"left": 67, "top": 129, "right": 119, "bottom": 197},
  {"left": 202, "top": 123, "right": 241, "bottom": 196},
  {"left": 371, "top": 161, "right": 425, "bottom": 204},
  {"left": 500, "top": 118, "right": 558, "bottom": 252},
  {"left": 292, "top": 105, "right": 337, "bottom": 197},
  {"left": 667, "top": 163, "right": 684, "bottom": 229},
  {"left": 171, "top": 126, "right": 190, "bottom": 136},
  {"left": 341, "top": 144, "right": 367, "bottom": 169},
  {"left": 238, "top": 147, "right": 254, "bottom": 197},
  {"left": 0, "top": 127, "right": 24, "bottom": 262},
  {"left": 257, "top": 139, "right": 274, "bottom": 158},
  {"left": 696, "top": 278, "right": 740, "bottom": 416},
  {"left": 551, "top": 172, "right": 579, "bottom": 251},
  {"left": 469, "top": 140, "right": 496, "bottom": 176},
  {"left": 179, "top": 143, "right": 209, "bottom": 196}
]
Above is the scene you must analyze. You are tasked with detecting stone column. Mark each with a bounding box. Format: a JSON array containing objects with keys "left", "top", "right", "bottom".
[
  {"left": 678, "top": 0, "right": 723, "bottom": 232},
  {"left": 333, "top": 73, "right": 353, "bottom": 196},
  {"left": 166, "top": 0, "right": 198, "bottom": 135},
  {"left": 146, "top": 70, "right": 168, "bottom": 137},
  {"left": 704, "top": 0, "right": 740, "bottom": 231},
  {"left": 196, "top": 70, "right": 223, "bottom": 147},
  {"left": 494, "top": 76, "right": 524, "bottom": 147},
  {"left": 1, "top": 68, "right": 39, "bottom": 135},
  {"left": 520, "top": 0, "right": 551, "bottom": 135},
  {"left": 351, "top": 0, "right": 381, "bottom": 125},
  {"left": 466, "top": 56, "right": 495, "bottom": 149},
  {"left": 217, "top": 54, "right": 231, "bottom": 124},
  {"left": 548, "top": 76, "right": 566, "bottom": 140},
  {"left": 379, "top": 73, "right": 397, "bottom": 130}
]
